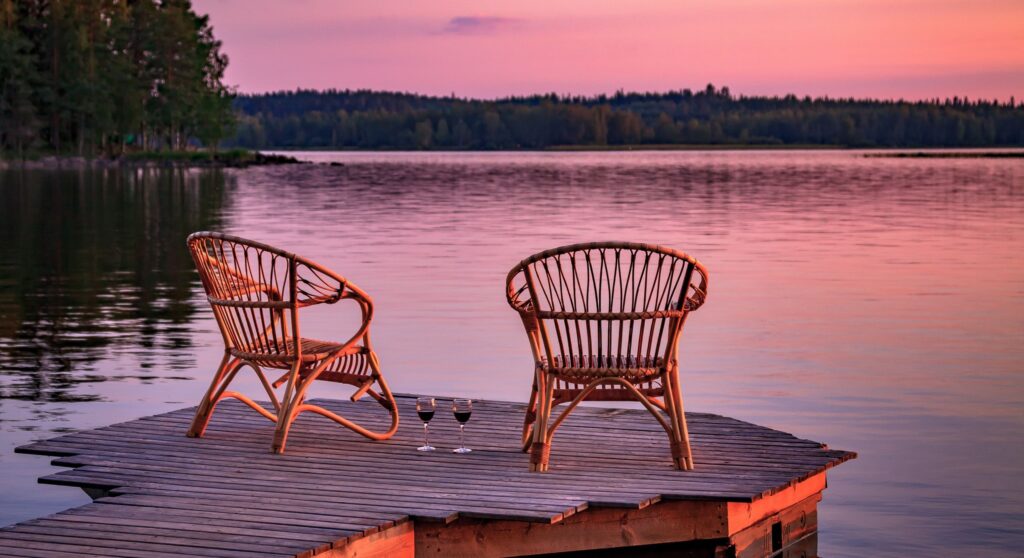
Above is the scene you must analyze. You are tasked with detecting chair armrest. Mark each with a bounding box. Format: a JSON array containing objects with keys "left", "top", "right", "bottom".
[
  {"left": 293, "top": 257, "right": 375, "bottom": 351},
  {"left": 294, "top": 258, "right": 359, "bottom": 307},
  {"left": 506, "top": 267, "right": 534, "bottom": 313},
  {"left": 684, "top": 262, "right": 709, "bottom": 311}
]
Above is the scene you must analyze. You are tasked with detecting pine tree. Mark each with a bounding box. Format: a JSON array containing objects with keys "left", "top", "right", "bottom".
[
  {"left": 434, "top": 118, "right": 450, "bottom": 146},
  {"left": 0, "top": 0, "right": 235, "bottom": 157},
  {"left": 0, "top": 0, "right": 40, "bottom": 157}
]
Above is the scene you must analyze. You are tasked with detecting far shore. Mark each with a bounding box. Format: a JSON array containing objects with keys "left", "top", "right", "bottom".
[
  {"left": 863, "top": 151, "right": 1024, "bottom": 158},
  {"left": 264, "top": 145, "right": 1024, "bottom": 156},
  {"left": 4, "top": 147, "right": 1021, "bottom": 171}
]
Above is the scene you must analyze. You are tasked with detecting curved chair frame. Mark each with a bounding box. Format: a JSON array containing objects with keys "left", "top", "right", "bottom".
[
  {"left": 186, "top": 232, "right": 399, "bottom": 453},
  {"left": 506, "top": 241, "right": 708, "bottom": 471}
]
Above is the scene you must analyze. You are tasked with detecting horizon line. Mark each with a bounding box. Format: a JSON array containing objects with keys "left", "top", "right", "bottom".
[{"left": 232, "top": 86, "right": 1021, "bottom": 106}]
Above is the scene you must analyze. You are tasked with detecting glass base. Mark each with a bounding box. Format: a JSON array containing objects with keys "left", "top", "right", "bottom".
[
  {"left": 417, "top": 445, "right": 436, "bottom": 452},
  {"left": 453, "top": 447, "right": 472, "bottom": 454}
]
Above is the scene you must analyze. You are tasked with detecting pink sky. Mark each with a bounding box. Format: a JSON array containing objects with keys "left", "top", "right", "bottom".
[{"left": 195, "top": 0, "right": 1024, "bottom": 101}]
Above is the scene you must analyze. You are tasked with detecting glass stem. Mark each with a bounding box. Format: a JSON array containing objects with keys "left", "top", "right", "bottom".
[
  {"left": 423, "top": 422, "right": 429, "bottom": 446},
  {"left": 459, "top": 423, "right": 465, "bottom": 450}
]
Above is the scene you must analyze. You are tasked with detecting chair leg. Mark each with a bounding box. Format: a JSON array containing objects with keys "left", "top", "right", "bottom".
[
  {"left": 274, "top": 352, "right": 402, "bottom": 453},
  {"left": 188, "top": 353, "right": 234, "bottom": 438},
  {"left": 521, "top": 369, "right": 540, "bottom": 452},
  {"left": 664, "top": 368, "right": 694, "bottom": 471},
  {"left": 530, "top": 373, "right": 554, "bottom": 472},
  {"left": 272, "top": 398, "right": 297, "bottom": 454},
  {"left": 364, "top": 351, "right": 400, "bottom": 439},
  {"left": 272, "top": 363, "right": 303, "bottom": 454}
]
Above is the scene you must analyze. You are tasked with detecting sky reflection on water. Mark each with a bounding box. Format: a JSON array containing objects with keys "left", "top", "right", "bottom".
[{"left": 1, "top": 151, "right": 1022, "bottom": 556}]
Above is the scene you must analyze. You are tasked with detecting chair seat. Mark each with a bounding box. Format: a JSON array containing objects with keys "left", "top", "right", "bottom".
[
  {"left": 231, "top": 337, "right": 365, "bottom": 365},
  {"left": 541, "top": 354, "right": 665, "bottom": 383}
]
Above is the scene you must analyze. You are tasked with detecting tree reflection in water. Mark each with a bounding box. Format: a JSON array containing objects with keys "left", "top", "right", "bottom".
[{"left": 0, "top": 168, "right": 228, "bottom": 403}]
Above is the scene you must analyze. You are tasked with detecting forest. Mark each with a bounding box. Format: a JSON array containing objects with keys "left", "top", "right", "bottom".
[
  {"left": 0, "top": 0, "right": 234, "bottom": 158},
  {"left": 229, "top": 86, "right": 1024, "bottom": 150}
]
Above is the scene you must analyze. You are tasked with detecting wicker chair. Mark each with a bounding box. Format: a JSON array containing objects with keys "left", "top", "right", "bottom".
[
  {"left": 186, "top": 232, "right": 399, "bottom": 453},
  {"left": 506, "top": 242, "right": 709, "bottom": 472}
]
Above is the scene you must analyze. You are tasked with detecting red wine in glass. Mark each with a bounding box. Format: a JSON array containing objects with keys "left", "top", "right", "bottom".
[
  {"left": 452, "top": 399, "right": 472, "bottom": 453},
  {"left": 416, "top": 397, "right": 436, "bottom": 452}
]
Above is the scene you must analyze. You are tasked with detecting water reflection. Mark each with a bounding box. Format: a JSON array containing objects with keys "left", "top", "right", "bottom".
[
  {"left": 0, "top": 168, "right": 227, "bottom": 403},
  {"left": 0, "top": 151, "right": 1022, "bottom": 556}
]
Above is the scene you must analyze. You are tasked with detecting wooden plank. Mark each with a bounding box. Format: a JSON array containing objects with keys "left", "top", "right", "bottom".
[
  {"left": 41, "top": 464, "right": 597, "bottom": 514},
  {"left": 4, "top": 520, "right": 308, "bottom": 556},
  {"left": 728, "top": 493, "right": 820, "bottom": 558},
  {"left": 53, "top": 415, "right": 837, "bottom": 464},
  {"left": 28, "top": 403, "right": 841, "bottom": 456},
  {"left": 39, "top": 469, "right": 752, "bottom": 516},
  {"left": 316, "top": 522, "right": 415, "bottom": 558},
  {"left": 40, "top": 434, "right": 838, "bottom": 487},
  {"left": 65, "top": 500, "right": 388, "bottom": 534},
  {"left": 55, "top": 398, "right": 829, "bottom": 447},
  {"left": 0, "top": 531, "right": 286, "bottom": 558},
  {"left": 39, "top": 452, "right": 836, "bottom": 507},
  {"left": 45, "top": 449, "right": 785, "bottom": 502},
  {"left": 86, "top": 422, "right": 846, "bottom": 471},
  {"left": 0, "top": 542, "right": 106, "bottom": 558},
  {"left": 93, "top": 494, "right": 404, "bottom": 527},
  {"left": 414, "top": 498, "right": 731, "bottom": 557},
  {"left": 42, "top": 512, "right": 347, "bottom": 546},
  {"left": 139, "top": 403, "right": 836, "bottom": 451},
  {"left": 726, "top": 472, "right": 827, "bottom": 535}
]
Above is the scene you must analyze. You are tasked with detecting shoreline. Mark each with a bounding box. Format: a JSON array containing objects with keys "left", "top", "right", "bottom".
[
  {"left": 261, "top": 143, "right": 844, "bottom": 152},
  {"left": 262, "top": 145, "right": 1024, "bottom": 155},
  {"left": 4, "top": 148, "right": 1021, "bottom": 170},
  {"left": 0, "top": 150, "right": 303, "bottom": 171},
  {"left": 863, "top": 151, "right": 1024, "bottom": 158}
]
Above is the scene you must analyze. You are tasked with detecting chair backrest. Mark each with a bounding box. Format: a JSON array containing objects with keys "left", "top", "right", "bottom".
[
  {"left": 187, "top": 232, "right": 365, "bottom": 360},
  {"left": 506, "top": 242, "right": 708, "bottom": 370},
  {"left": 188, "top": 232, "right": 297, "bottom": 358}
]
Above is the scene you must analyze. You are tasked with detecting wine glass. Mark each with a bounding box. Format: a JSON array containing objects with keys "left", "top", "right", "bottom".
[
  {"left": 452, "top": 399, "right": 472, "bottom": 454},
  {"left": 416, "top": 397, "right": 436, "bottom": 451}
]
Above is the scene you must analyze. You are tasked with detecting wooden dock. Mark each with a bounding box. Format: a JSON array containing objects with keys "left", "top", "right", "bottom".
[{"left": 6, "top": 394, "right": 854, "bottom": 557}]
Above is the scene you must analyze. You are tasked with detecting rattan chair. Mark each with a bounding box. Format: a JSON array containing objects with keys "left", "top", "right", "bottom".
[
  {"left": 186, "top": 232, "right": 399, "bottom": 453},
  {"left": 506, "top": 242, "right": 709, "bottom": 471}
]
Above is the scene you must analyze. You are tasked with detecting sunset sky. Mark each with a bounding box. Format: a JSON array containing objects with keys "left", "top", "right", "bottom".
[{"left": 194, "top": 0, "right": 1024, "bottom": 101}]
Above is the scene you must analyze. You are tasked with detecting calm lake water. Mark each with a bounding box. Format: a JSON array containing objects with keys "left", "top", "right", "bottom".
[{"left": 1, "top": 151, "right": 1022, "bottom": 556}]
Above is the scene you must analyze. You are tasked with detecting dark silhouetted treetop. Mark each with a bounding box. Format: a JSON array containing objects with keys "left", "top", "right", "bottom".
[
  {"left": 0, "top": 0, "right": 234, "bottom": 157},
  {"left": 227, "top": 86, "right": 1024, "bottom": 150}
]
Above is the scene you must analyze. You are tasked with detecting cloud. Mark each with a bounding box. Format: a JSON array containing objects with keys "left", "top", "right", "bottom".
[{"left": 442, "top": 16, "right": 519, "bottom": 35}]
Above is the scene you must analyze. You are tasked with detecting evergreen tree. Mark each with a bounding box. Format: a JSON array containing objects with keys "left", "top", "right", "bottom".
[
  {"left": 434, "top": 118, "right": 450, "bottom": 146},
  {"left": 0, "top": 0, "right": 235, "bottom": 157},
  {"left": 414, "top": 119, "right": 432, "bottom": 149},
  {"left": 0, "top": 0, "right": 40, "bottom": 156}
]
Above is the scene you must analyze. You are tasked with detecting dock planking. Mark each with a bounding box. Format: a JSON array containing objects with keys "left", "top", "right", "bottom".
[{"left": 7, "top": 394, "right": 855, "bottom": 557}]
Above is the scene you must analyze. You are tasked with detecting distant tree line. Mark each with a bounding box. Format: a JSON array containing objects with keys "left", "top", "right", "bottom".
[
  {"left": 0, "top": 0, "right": 234, "bottom": 158},
  {"left": 229, "top": 86, "right": 1024, "bottom": 150}
]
